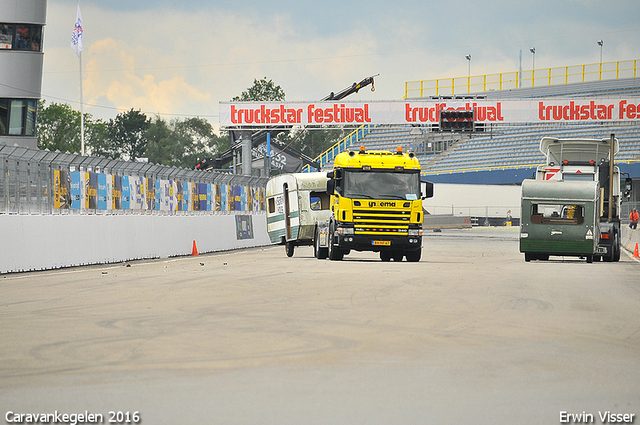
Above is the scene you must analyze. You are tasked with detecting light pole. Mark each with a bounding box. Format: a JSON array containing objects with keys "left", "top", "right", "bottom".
[
  {"left": 597, "top": 40, "right": 604, "bottom": 80},
  {"left": 530, "top": 47, "right": 536, "bottom": 70},
  {"left": 465, "top": 54, "right": 472, "bottom": 93},
  {"left": 597, "top": 40, "right": 603, "bottom": 63}
]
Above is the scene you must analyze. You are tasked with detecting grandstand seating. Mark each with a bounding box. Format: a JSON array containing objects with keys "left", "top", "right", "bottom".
[{"left": 348, "top": 77, "right": 640, "bottom": 181}]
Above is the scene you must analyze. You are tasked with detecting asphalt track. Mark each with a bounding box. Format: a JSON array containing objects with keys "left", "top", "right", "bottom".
[{"left": 1, "top": 227, "right": 639, "bottom": 425}]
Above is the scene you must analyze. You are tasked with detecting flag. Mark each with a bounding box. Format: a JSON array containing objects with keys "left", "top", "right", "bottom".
[{"left": 71, "top": 4, "right": 84, "bottom": 57}]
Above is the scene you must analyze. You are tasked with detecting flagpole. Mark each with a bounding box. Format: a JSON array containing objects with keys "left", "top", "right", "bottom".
[
  {"left": 79, "top": 50, "right": 84, "bottom": 156},
  {"left": 77, "top": 0, "right": 85, "bottom": 156}
]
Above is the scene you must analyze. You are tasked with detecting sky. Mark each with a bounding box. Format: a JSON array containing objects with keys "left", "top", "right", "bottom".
[{"left": 42, "top": 0, "right": 640, "bottom": 131}]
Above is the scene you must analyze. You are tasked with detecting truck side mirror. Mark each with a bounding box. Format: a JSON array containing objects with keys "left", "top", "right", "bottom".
[
  {"left": 624, "top": 177, "right": 633, "bottom": 199},
  {"left": 327, "top": 179, "right": 335, "bottom": 195},
  {"left": 421, "top": 181, "right": 434, "bottom": 199}
]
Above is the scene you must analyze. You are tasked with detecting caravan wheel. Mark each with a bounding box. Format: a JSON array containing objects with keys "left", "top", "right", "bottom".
[{"left": 285, "top": 242, "right": 295, "bottom": 257}]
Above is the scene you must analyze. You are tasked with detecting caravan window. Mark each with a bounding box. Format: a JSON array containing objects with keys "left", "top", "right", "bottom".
[
  {"left": 310, "top": 191, "right": 330, "bottom": 210},
  {"left": 268, "top": 197, "right": 276, "bottom": 214},
  {"left": 530, "top": 203, "right": 584, "bottom": 225}
]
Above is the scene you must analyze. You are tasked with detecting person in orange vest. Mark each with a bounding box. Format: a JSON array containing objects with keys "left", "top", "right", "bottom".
[{"left": 630, "top": 208, "right": 639, "bottom": 230}]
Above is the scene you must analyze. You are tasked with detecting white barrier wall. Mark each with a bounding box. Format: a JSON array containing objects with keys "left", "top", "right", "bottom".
[
  {"left": 621, "top": 226, "right": 640, "bottom": 256},
  {"left": 0, "top": 213, "right": 271, "bottom": 274},
  {"left": 422, "top": 183, "right": 522, "bottom": 218}
]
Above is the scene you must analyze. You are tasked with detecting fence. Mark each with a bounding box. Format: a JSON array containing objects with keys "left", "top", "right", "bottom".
[
  {"left": 0, "top": 145, "right": 269, "bottom": 216},
  {"left": 405, "top": 59, "right": 639, "bottom": 98}
]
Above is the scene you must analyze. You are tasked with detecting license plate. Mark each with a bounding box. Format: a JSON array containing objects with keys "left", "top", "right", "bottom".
[
  {"left": 372, "top": 240, "right": 391, "bottom": 246},
  {"left": 596, "top": 246, "right": 607, "bottom": 254}
]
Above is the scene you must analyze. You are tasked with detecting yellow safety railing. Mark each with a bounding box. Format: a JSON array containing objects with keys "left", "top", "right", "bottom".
[
  {"left": 405, "top": 59, "right": 639, "bottom": 98},
  {"left": 301, "top": 124, "right": 375, "bottom": 173}
]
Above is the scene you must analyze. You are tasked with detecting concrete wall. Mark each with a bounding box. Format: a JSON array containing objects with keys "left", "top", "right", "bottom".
[
  {"left": 0, "top": 213, "right": 271, "bottom": 273},
  {"left": 621, "top": 226, "right": 640, "bottom": 258}
]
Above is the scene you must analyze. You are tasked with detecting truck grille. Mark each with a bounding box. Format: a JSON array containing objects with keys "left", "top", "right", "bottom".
[{"left": 352, "top": 209, "right": 411, "bottom": 234}]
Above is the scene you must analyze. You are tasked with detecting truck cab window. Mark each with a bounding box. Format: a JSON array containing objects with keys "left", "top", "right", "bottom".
[{"left": 344, "top": 170, "right": 420, "bottom": 200}]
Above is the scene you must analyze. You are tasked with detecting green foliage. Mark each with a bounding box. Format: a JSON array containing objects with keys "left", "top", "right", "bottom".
[
  {"left": 37, "top": 100, "right": 109, "bottom": 155},
  {"left": 284, "top": 126, "right": 349, "bottom": 159},
  {"left": 37, "top": 100, "right": 82, "bottom": 153},
  {"left": 144, "top": 116, "right": 225, "bottom": 168},
  {"left": 36, "top": 79, "right": 291, "bottom": 168},
  {"left": 85, "top": 120, "right": 109, "bottom": 157},
  {"left": 232, "top": 77, "right": 285, "bottom": 102},
  {"left": 106, "top": 109, "right": 150, "bottom": 161}
]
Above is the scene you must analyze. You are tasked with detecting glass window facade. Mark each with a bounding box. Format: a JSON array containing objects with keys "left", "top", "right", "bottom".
[
  {"left": 0, "top": 98, "right": 37, "bottom": 136},
  {"left": 0, "top": 23, "right": 43, "bottom": 51}
]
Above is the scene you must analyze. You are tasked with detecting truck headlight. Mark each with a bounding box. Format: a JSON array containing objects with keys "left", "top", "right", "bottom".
[
  {"left": 408, "top": 229, "right": 423, "bottom": 236},
  {"left": 337, "top": 227, "right": 354, "bottom": 235}
]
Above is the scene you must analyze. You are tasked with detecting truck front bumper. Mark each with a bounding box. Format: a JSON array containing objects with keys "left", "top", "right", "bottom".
[{"left": 336, "top": 233, "right": 422, "bottom": 251}]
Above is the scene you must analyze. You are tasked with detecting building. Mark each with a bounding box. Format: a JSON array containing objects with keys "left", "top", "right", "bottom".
[{"left": 0, "top": 0, "right": 46, "bottom": 149}]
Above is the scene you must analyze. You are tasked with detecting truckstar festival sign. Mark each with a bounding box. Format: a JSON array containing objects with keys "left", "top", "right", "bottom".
[{"left": 219, "top": 98, "right": 640, "bottom": 127}]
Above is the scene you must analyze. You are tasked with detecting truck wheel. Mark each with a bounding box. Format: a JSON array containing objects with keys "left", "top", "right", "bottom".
[
  {"left": 524, "top": 253, "right": 532, "bottom": 262},
  {"left": 613, "top": 234, "right": 620, "bottom": 262},
  {"left": 392, "top": 252, "right": 404, "bottom": 262},
  {"left": 285, "top": 242, "right": 295, "bottom": 257},
  {"left": 314, "top": 227, "right": 328, "bottom": 259},
  {"left": 586, "top": 255, "right": 593, "bottom": 263},
  {"left": 405, "top": 249, "right": 421, "bottom": 262},
  {"left": 328, "top": 222, "right": 343, "bottom": 261},
  {"left": 329, "top": 243, "right": 343, "bottom": 260},
  {"left": 380, "top": 251, "right": 392, "bottom": 262}
]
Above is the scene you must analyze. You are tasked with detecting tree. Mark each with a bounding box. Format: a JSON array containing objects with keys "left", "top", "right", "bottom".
[
  {"left": 37, "top": 101, "right": 81, "bottom": 152},
  {"left": 232, "top": 77, "right": 285, "bottom": 102},
  {"left": 85, "top": 120, "right": 110, "bottom": 157},
  {"left": 106, "top": 109, "right": 150, "bottom": 160},
  {"left": 145, "top": 116, "right": 228, "bottom": 168},
  {"left": 173, "top": 117, "right": 224, "bottom": 167},
  {"left": 144, "top": 116, "right": 181, "bottom": 166},
  {"left": 37, "top": 100, "right": 108, "bottom": 155}
]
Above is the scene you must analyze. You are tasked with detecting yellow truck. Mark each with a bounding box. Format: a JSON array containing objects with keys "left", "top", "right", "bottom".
[{"left": 314, "top": 146, "right": 433, "bottom": 261}]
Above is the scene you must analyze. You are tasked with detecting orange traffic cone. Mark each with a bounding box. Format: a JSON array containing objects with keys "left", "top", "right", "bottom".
[
  {"left": 191, "top": 240, "right": 199, "bottom": 256},
  {"left": 633, "top": 243, "right": 639, "bottom": 258}
]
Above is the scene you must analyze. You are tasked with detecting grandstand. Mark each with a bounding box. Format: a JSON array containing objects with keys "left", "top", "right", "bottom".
[{"left": 308, "top": 61, "right": 640, "bottom": 185}]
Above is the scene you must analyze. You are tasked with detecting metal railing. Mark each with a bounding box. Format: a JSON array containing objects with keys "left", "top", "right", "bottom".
[
  {"left": 0, "top": 145, "right": 268, "bottom": 215},
  {"left": 405, "top": 59, "right": 639, "bottom": 98},
  {"left": 301, "top": 124, "right": 375, "bottom": 173}
]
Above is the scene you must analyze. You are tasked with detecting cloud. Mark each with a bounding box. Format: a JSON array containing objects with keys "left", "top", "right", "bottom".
[
  {"left": 42, "top": 0, "right": 640, "bottom": 128},
  {"left": 82, "top": 38, "right": 211, "bottom": 117}
]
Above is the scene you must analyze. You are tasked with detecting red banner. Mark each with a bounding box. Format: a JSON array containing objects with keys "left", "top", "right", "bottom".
[{"left": 220, "top": 98, "right": 640, "bottom": 127}]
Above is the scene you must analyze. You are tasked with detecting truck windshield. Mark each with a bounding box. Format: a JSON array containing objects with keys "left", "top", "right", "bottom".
[{"left": 343, "top": 170, "right": 420, "bottom": 200}]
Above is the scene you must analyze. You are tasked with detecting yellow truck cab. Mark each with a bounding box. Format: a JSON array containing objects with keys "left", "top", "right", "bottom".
[{"left": 315, "top": 146, "right": 433, "bottom": 262}]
